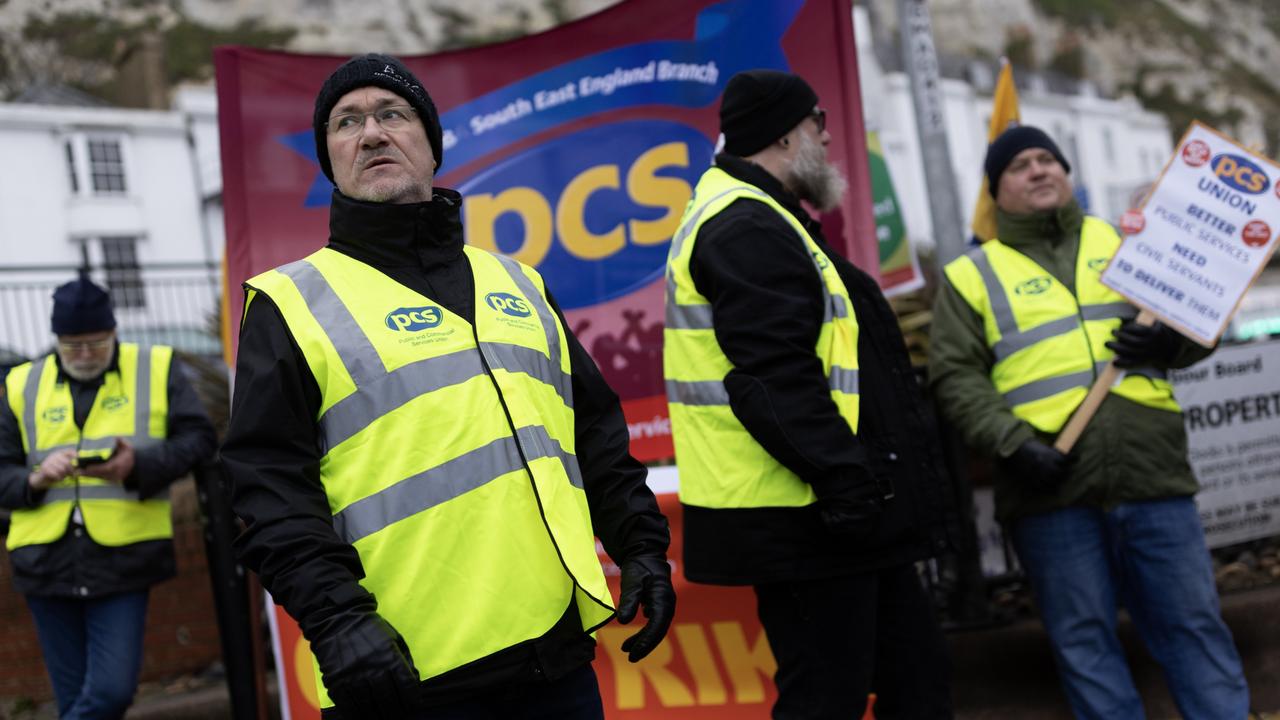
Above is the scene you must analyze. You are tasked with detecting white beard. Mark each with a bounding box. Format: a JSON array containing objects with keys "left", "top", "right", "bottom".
[
  {"left": 787, "top": 133, "right": 848, "bottom": 212},
  {"left": 56, "top": 352, "right": 111, "bottom": 382}
]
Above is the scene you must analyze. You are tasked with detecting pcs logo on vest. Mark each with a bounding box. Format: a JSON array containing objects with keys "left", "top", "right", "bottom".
[
  {"left": 41, "top": 407, "right": 67, "bottom": 424},
  {"left": 1087, "top": 258, "right": 1109, "bottom": 273},
  {"left": 101, "top": 395, "right": 129, "bottom": 411},
  {"left": 385, "top": 306, "right": 443, "bottom": 332},
  {"left": 1014, "top": 276, "right": 1053, "bottom": 296},
  {"left": 485, "top": 292, "right": 532, "bottom": 318}
]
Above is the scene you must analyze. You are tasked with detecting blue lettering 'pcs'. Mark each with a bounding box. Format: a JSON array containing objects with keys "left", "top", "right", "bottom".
[
  {"left": 1015, "top": 276, "right": 1053, "bottom": 295},
  {"left": 386, "top": 306, "right": 444, "bottom": 331},
  {"left": 485, "top": 292, "right": 532, "bottom": 317},
  {"left": 459, "top": 120, "right": 713, "bottom": 310},
  {"left": 1211, "top": 154, "right": 1270, "bottom": 195}
]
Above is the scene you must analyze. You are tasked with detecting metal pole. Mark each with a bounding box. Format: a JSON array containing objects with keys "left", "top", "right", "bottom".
[{"left": 896, "top": 0, "right": 967, "bottom": 267}]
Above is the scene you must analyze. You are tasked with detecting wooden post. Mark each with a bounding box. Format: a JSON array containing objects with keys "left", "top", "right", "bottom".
[{"left": 1054, "top": 309, "right": 1155, "bottom": 453}]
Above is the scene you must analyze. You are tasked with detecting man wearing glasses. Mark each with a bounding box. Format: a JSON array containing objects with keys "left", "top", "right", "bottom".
[
  {"left": 664, "top": 69, "right": 953, "bottom": 718},
  {"left": 0, "top": 274, "right": 215, "bottom": 718},
  {"left": 221, "top": 54, "right": 674, "bottom": 719}
]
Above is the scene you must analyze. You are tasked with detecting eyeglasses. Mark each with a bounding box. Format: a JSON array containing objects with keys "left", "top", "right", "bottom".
[
  {"left": 326, "top": 106, "right": 419, "bottom": 138},
  {"left": 809, "top": 107, "right": 827, "bottom": 133},
  {"left": 57, "top": 338, "right": 113, "bottom": 353}
]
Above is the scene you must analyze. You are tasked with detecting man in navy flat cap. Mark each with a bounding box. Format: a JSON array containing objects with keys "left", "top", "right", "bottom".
[{"left": 0, "top": 274, "right": 214, "bottom": 719}]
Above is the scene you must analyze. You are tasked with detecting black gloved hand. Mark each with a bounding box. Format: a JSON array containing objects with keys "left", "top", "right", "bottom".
[
  {"left": 1105, "top": 320, "right": 1181, "bottom": 369},
  {"left": 617, "top": 555, "right": 676, "bottom": 662},
  {"left": 307, "top": 611, "right": 423, "bottom": 719},
  {"left": 812, "top": 468, "right": 883, "bottom": 537},
  {"left": 1003, "top": 439, "right": 1071, "bottom": 490}
]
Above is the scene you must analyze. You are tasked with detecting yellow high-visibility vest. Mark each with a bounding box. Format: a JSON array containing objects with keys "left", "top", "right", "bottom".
[
  {"left": 248, "top": 246, "right": 613, "bottom": 708},
  {"left": 943, "top": 216, "right": 1180, "bottom": 433},
  {"left": 664, "top": 167, "right": 861, "bottom": 509},
  {"left": 5, "top": 343, "right": 173, "bottom": 550}
]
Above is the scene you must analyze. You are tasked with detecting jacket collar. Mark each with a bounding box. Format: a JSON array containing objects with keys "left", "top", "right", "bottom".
[
  {"left": 994, "top": 198, "right": 1084, "bottom": 251},
  {"left": 327, "top": 187, "right": 465, "bottom": 270}
]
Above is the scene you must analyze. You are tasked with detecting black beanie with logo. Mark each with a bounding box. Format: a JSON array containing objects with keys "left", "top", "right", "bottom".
[
  {"left": 984, "top": 125, "right": 1071, "bottom": 196},
  {"left": 312, "top": 53, "right": 443, "bottom": 182},
  {"left": 719, "top": 69, "right": 819, "bottom": 157},
  {"left": 51, "top": 274, "right": 116, "bottom": 336}
]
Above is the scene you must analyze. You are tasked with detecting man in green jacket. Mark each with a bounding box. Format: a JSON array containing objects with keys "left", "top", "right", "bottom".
[{"left": 929, "top": 126, "right": 1248, "bottom": 718}]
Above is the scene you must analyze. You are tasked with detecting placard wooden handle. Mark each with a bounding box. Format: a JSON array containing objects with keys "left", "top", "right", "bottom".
[{"left": 1054, "top": 310, "right": 1155, "bottom": 453}]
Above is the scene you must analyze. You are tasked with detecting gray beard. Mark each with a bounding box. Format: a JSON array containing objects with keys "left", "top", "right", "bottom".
[
  {"left": 61, "top": 362, "right": 108, "bottom": 382},
  {"left": 788, "top": 135, "right": 848, "bottom": 212}
]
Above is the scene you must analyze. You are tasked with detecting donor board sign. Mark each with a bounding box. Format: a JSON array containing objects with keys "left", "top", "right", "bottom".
[
  {"left": 1101, "top": 122, "right": 1280, "bottom": 346},
  {"left": 1172, "top": 339, "right": 1280, "bottom": 548}
]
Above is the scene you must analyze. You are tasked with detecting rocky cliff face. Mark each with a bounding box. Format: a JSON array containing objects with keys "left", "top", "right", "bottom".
[
  {"left": 867, "top": 0, "right": 1280, "bottom": 154},
  {"left": 0, "top": 0, "right": 618, "bottom": 104},
  {"left": 0, "top": 0, "right": 1274, "bottom": 156}
]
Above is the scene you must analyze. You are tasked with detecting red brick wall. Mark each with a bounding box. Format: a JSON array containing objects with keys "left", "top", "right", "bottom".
[{"left": 0, "top": 477, "right": 223, "bottom": 704}]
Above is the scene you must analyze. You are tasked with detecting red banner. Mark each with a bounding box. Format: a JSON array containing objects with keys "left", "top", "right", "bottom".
[
  {"left": 216, "top": 1, "right": 874, "bottom": 716},
  {"left": 216, "top": 0, "right": 875, "bottom": 464}
]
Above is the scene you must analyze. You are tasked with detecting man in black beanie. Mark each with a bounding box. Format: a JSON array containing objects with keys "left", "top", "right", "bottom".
[
  {"left": 930, "top": 125, "right": 1248, "bottom": 717},
  {"left": 222, "top": 53, "right": 675, "bottom": 719},
  {"left": 0, "top": 274, "right": 215, "bottom": 717},
  {"left": 664, "top": 68, "right": 954, "bottom": 718}
]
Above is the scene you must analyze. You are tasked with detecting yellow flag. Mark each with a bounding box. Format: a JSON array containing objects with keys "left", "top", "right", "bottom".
[{"left": 971, "top": 60, "right": 1021, "bottom": 242}]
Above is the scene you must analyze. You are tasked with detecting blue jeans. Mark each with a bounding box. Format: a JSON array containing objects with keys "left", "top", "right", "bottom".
[
  {"left": 25, "top": 591, "right": 149, "bottom": 720},
  {"left": 1012, "top": 498, "right": 1248, "bottom": 719}
]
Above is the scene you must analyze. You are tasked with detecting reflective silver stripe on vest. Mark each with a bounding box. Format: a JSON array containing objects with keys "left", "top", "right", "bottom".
[
  {"left": 31, "top": 437, "right": 116, "bottom": 467},
  {"left": 992, "top": 316, "right": 1079, "bottom": 362},
  {"left": 480, "top": 342, "right": 573, "bottom": 411},
  {"left": 665, "top": 186, "right": 766, "bottom": 331},
  {"left": 1002, "top": 368, "right": 1097, "bottom": 406},
  {"left": 279, "top": 259, "right": 385, "bottom": 386},
  {"left": 968, "top": 247, "right": 1019, "bottom": 341},
  {"left": 21, "top": 357, "right": 46, "bottom": 466},
  {"left": 990, "top": 303, "right": 1136, "bottom": 362},
  {"left": 490, "top": 254, "right": 573, "bottom": 411},
  {"left": 318, "top": 349, "right": 486, "bottom": 453},
  {"left": 831, "top": 295, "right": 849, "bottom": 319},
  {"left": 134, "top": 345, "right": 152, "bottom": 440},
  {"left": 1123, "top": 367, "right": 1168, "bottom": 381},
  {"left": 829, "top": 366, "right": 860, "bottom": 395},
  {"left": 666, "top": 301, "right": 714, "bottom": 331},
  {"left": 665, "top": 379, "right": 729, "bottom": 406},
  {"left": 1081, "top": 302, "right": 1136, "bottom": 323},
  {"left": 43, "top": 486, "right": 141, "bottom": 503},
  {"left": 332, "top": 425, "right": 578, "bottom": 544},
  {"left": 1002, "top": 358, "right": 1168, "bottom": 407}
]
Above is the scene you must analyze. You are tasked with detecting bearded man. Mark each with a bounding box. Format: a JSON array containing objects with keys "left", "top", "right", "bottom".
[{"left": 662, "top": 69, "right": 954, "bottom": 719}]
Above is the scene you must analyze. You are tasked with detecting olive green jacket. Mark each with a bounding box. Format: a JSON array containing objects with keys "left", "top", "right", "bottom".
[{"left": 928, "top": 200, "right": 1211, "bottom": 521}]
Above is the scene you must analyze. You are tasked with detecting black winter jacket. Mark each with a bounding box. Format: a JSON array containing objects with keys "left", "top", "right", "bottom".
[
  {"left": 220, "top": 189, "right": 670, "bottom": 710},
  {"left": 0, "top": 346, "right": 216, "bottom": 597},
  {"left": 680, "top": 155, "right": 951, "bottom": 585}
]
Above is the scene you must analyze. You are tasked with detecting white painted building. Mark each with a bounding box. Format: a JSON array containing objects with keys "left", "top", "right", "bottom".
[
  {"left": 0, "top": 93, "right": 221, "bottom": 359},
  {"left": 853, "top": 6, "right": 1174, "bottom": 252}
]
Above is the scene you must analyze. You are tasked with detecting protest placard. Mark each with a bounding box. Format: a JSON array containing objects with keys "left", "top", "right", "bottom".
[
  {"left": 1055, "top": 122, "right": 1280, "bottom": 451},
  {"left": 1101, "top": 121, "right": 1280, "bottom": 346}
]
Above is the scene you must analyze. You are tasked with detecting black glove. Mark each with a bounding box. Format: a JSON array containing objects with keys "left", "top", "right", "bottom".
[
  {"left": 307, "top": 611, "right": 423, "bottom": 719},
  {"left": 812, "top": 468, "right": 883, "bottom": 537},
  {"left": 1003, "top": 440, "right": 1071, "bottom": 490},
  {"left": 617, "top": 555, "right": 676, "bottom": 663},
  {"left": 1105, "top": 320, "right": 1181, "bottom": 369}
]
